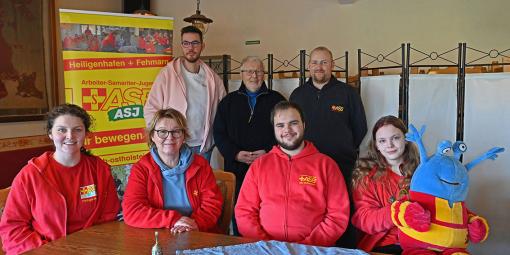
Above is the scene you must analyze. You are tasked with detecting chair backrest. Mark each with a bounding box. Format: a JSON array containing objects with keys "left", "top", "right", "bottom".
[
  {"left": 213, "top": 170, "right": 236, "bottom": 235},
  {"left": 0, "top": 187, "right": 10, "bottom": 219},
  {"left": 0, "top": 186, "right": 10, "bottom": 255}
]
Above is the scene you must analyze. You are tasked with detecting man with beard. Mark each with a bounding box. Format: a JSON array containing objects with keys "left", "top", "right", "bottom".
[
  {"left": 213, "top": 56, "right": 285, "bottom": 235},
  {"left": 235, "top": 101, "right": 350, "bottom": 246},
  {"left": 144, "top": 26, "right": 226, "bottom": 161},
  {"left": 290, "top": 46, "right": 367, "bottom": 188},
  {"left": 290, "top": 46, "right": 367, "bottom": 248}
]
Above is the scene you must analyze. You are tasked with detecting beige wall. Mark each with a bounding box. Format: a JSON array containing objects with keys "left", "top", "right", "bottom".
[
  {"left": 55, "top": 0, "right": 121, "bottom": 12},
  {"left": 4, "top": 0, "right": 508, "bottom": 138},
  {"left": 154, "top": 0, "right": 509, "bottom": 73}
]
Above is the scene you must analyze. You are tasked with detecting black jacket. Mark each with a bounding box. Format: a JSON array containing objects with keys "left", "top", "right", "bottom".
[
  {"left": 213, "top": 82, "right": 285, "bottom": 191},
  {"left": 289, "top": 77, "right": 367, "bottom": 182}
]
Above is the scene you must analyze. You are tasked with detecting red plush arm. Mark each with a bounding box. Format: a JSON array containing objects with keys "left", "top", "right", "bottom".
[
  {"left": 391, "top": 200, "right": 430, "bottom": 232},
  {"left": 468, "top": 215, "right": 489, "bottom": 243}
]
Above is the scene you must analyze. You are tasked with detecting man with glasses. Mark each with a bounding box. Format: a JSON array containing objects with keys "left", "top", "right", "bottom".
[
  {"left": 289, "top": 46, "right": 367, "bottom": 248},
  {"left": 213, "top": 56, "right": 285, "bottom": 235},
  {"left": 235, "top": 101, "right": 350, "bottom": 246},
  {"left": 144, "top": 26, "right": 226, "bottom": 161}
]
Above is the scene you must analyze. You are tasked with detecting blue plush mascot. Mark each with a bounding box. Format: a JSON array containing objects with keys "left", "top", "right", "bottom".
[{"left": 391, "top": 124, "right": 505, "bottom": 255}]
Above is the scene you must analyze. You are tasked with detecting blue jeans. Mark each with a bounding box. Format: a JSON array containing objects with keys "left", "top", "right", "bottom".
[{"left": 189, "top": 145, "right": 212, "bottom": 162}]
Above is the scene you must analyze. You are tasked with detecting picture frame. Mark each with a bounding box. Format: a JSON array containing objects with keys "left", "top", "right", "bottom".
[{"left": 0, "top": 0, "right": 56, "bottom": 122}]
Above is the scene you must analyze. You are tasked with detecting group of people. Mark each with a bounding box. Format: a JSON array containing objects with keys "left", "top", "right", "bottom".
[
  {"left": 62, "top": 30, "right": 100, "bottom": 52},
  {"left": 137, "top": 31, "right": 172, "bottom": 54},
  {"left": 62, "top": 26, "right": 172, "bottom": 54},
  {"left": 0, "top": 25, "right": 421, "bottom": 255}
]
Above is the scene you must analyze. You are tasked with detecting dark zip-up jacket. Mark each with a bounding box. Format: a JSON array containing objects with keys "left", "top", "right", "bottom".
[
  {"left": 213, "top": 82, "right": 285, "bottom": 192},
  {"left": 290, "top": 77, "right": 367, "bottom": 183}
]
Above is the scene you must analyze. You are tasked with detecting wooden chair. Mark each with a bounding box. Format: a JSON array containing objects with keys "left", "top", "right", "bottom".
[
  {"left": 213, "top": 170, "right": 236, "bottom": 235},
  {"left": 0, "top": 187, "right": 10, "bottom": 255},
  {"left": 427, "top": 66, "right": 458, "bottom": 74},
  {"left": 503, "top": 57, "right": 510, "bottom": 73},
  {"left": 465, "top": 66, "right": 484, "bottom": 73},
  {"left": 0, "top": 187, "right": 10, "bottom": 218},
  {"left": 333, "top": 71, "right": 345, "bottom": 78},
  {"left": 277, "top": 71, "right": 299, "bottom": 79}
]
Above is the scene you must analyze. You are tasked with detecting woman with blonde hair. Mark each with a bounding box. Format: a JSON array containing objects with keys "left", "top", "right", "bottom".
[
  {"left": 123, "top": 108, "right": 222, "bottom": 233},
  {"left": 351, "top": 115, "right": 419, "bottom": 254}
]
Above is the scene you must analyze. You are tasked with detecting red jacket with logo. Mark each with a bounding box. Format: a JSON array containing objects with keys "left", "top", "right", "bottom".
[
  {"left": 235, "top": 142, "right": 350, "bottom": 246},
  {"left": 0, "top": 152, "right": 120, "bottom": 255},
  {"left": 123, "top": 153, "right": 223, "bottom": 232},
  {"left": 351, "top": 166, "right": 402, "bottom": 251}
]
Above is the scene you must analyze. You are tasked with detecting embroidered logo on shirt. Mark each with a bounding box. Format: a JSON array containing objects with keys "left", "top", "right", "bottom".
[
  {"left": 80, "top": 184, "right": 97, "bottom": 201},
  {"left": 193, "top": 190, "right": 199, "bottom": 196},
  {"left": 298, "top": 175, "right": 317, "bottom": 185},
  {"left": 331, "top": 105, "right": 344, "bottom": 112}
]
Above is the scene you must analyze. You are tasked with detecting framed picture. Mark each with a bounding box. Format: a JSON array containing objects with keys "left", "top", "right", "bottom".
[{"left": 0, "top": 0, "right": 56, "bottom": 122}]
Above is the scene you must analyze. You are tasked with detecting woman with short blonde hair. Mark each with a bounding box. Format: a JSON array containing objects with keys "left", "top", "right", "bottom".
[{"left": 123, "top": 108, "right": 222, "bottom": 234}]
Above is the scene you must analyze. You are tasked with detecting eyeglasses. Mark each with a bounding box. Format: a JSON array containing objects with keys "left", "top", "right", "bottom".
[
  {"left": 181, "top": 40, "right": 202, "bottom": 48},
  {"left": 241, "top": 70, "right": 265, "bottom": 76},
  {"left": 155, "top": 129, "right": 184, "bottom": 139}
]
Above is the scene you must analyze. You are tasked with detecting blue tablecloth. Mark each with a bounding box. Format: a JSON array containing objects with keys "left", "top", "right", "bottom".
[{"left": 176, "top": 240, "right": 369, "bottom": 255}]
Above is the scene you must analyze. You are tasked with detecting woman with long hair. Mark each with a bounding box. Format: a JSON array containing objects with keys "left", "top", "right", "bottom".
[{"left": 351, "top": 115, "right": 419, "bottom": 254}]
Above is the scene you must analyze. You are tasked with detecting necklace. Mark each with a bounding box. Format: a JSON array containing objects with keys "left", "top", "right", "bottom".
[{"left": 388, "top": 174, "right": 409, "bottom": 203}]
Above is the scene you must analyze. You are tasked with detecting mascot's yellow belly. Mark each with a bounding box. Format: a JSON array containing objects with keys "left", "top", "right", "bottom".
[{"left": 401, "top": 196, "right": 469, "bottom": 249}]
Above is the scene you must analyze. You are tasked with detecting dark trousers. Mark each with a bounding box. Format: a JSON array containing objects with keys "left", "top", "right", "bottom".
[
  {"left": 373, "top": 244, "right": 402, "bottom": 254},
  {"left": 231, "top": 177, "right": 243, "bottom": 236},
  {"left": 335, "top": 202, "right": 357, "bottom": 249},
  {"left": 336, "top": 162, "right": 357, "bottom": 248}
]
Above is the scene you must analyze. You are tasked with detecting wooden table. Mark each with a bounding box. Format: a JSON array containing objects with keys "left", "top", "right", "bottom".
[
  {"left": 26, "top": 221, "right": 257, "bottom": 254},
  {"left": 24, "top": 221, "right": 391, "bottom": 254}
]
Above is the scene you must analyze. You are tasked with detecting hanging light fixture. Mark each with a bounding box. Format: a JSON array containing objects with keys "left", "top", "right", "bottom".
[{"left": 183, "top": 0, "right": 213, "bottom": 33}]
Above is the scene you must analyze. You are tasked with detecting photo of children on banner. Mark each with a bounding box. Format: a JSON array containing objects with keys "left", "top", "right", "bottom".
[{"left": 60, "top": 24, "right": 172, "bottom": 54}]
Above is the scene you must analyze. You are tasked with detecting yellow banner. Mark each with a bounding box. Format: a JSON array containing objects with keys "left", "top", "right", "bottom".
[{"left": 59, "top": 10, "right": 173, "bottom": 165}]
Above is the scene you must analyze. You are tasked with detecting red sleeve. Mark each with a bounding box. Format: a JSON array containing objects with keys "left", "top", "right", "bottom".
[
  {"left": 301, "top": 160, "right": 350, "bottom": 246},
  {"left": 234, "top": 161, "right": 271, "bottom": 240},
  {"left": 189, "top": 162, "right": 223, "bottom": 232},
  {"left": 351, "top": 177, "right": 394, "bottom": 235},
  {"left": 96, "top": 161, "right": 120, "bottom": 224},
  {"left": 0, "top": 172, "right": 48, "bottom": 254},
  {"left": 122, "top": 162, "right": 181, "bottom": 228}
]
